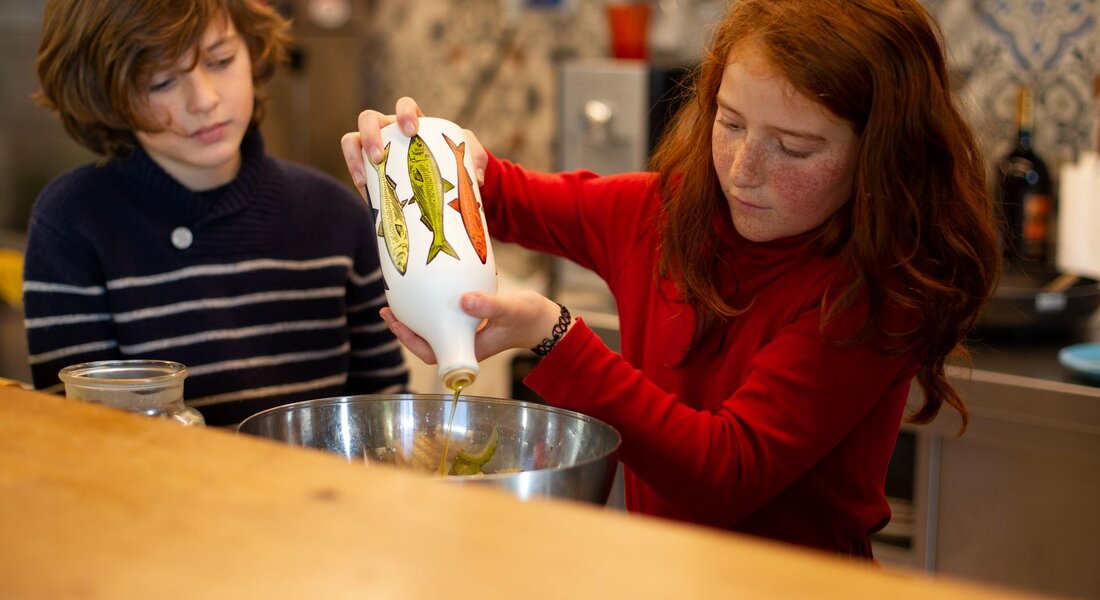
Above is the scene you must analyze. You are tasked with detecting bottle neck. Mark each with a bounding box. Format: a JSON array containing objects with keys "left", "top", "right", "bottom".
[
  {"left": 1016, "top": 86, "right": 1036, "bottom": 151},
  {"left": 1017, "top": 127, "right": 1033, "bottom": 151}
]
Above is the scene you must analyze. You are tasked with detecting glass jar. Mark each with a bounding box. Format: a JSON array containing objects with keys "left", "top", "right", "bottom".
[{"left": 58, "top": 359, "right": 204, "bottom": 427}]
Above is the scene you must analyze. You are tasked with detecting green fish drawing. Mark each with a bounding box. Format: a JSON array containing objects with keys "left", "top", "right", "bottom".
[
  {"left": 407, "top": 134, "right": 459, "bottom": 264},
  {"left": 370, "top": 142, "right": 410, "bottom": 275}
]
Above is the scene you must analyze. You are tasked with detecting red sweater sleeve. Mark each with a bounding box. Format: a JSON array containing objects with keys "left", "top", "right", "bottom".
[
  {"left": 528, "top": 306, "right": 915, "bottom": 528},
  {"left": 480, "top": 152, "right": 656, "bottom": 285}
]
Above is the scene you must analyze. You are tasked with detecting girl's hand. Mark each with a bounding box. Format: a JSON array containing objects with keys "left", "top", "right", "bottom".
[
  {"left": 339, "top": 96, "right": 422, "bottom": 201},
  {"left": 380, "top": 290, "right": 572, "bottom": 364},
  {"left": 340, "top": 97, "right": 488, "bottom": 201}
]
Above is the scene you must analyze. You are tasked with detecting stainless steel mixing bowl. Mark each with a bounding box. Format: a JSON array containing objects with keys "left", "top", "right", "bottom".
[{"left": 237, "top": 394, "right": 621, "bottom": 505}]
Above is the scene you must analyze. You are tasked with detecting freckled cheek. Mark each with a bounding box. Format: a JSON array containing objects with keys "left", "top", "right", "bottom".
[
  {"left": 771, "top": 158, "right": 853, "bottom": 218},
  {"left": 711, "top": 131, "right": 731, "bottom": 176},
  {"left": 712, "top": 147, "right": 734, "bottom": 179}
]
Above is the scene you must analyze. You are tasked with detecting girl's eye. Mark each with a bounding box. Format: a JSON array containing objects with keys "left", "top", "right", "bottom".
[
  {"left": 716, "top": 117, "right": 743, "bottom": 132},
  {"left": 779, "top": 143, "right": 811, "bottom": 159}
]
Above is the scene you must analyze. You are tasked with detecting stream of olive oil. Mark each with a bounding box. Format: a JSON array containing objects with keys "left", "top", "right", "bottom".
[{"left": 437, "top": 382, "right": 465, "bottom": 476}]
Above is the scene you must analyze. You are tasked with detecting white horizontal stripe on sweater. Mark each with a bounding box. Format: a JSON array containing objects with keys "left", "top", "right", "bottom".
[
  {"left": 23, "top": 289, "right": 350, "bottom": 330},
  {"left": 23, "top": 281, "right": 105, "bottom": 295},
  {"left": 188, "top": 373, "right": 349, "bottom": 406},
  {"left": 349, "top": 364, "right": 409, "bottom": 379},
  {"left": 349, "top": 321, "right": 391, "bottom": 334},
  {"left": 105, "top": 256, "right": 353, "bottom": 290},
  {"left": 112, "top": 287, "right": 346, "bottom": 323},
  {"left": 185, "top": 343, "right": 351, "bottom": 376},
  {"left": 25, "top": 312, "right": 112, "bottom": 329},
  {"left": 119, "top": 317, "right": 347, "bottom": 354},
  {"left": 28, "top": 339, "right": 120, "bottom": 364},
  {"left": 347, "top": 294, "right": 389, "bottom": 314},
  {"left": 349, "top": 267, "right": 383, "bottom": 287},
  {"left": 351, "top": 339, "right": 402, "bottom": 358}
]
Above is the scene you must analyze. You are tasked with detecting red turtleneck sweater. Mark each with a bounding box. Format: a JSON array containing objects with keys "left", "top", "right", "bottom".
[{"left": 481, "top": 155, "right": 918, "bottom": 555}]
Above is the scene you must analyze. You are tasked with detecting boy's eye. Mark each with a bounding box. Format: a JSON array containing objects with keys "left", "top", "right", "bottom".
[
  {"left": 209, "top": 53, "right": 236, "bottom": 70},
  {"left": 148, "top": 77, "right": 176, "bottom": 93}
]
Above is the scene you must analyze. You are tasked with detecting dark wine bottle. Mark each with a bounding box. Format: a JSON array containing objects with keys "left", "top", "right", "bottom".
[{"left": 996, "top": 86, "right": 1054, "bottom": 263}]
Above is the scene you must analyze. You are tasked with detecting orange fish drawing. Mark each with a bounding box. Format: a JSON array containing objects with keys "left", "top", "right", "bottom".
[{"left": 443, "top": 133, "right": 488, "bottom": 264}]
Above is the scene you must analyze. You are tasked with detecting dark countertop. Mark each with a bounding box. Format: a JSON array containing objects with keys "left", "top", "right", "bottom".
[
  {"left": 965, "top": 316, "right": 1100, "bottom": 389},
  {"left": 581, "top": 302, "right": 1100, "bottom": 392}
]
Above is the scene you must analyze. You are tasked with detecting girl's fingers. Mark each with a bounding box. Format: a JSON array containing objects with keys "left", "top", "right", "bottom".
[
  {"left": 395, "top": 97, "right": 425, "bottom": 137},
  {"left": 462, "top": 130, "right": 489, "bottom": 186},
  {"left": 340, "top": 132, "right": 368, "bottom": 198},
  {"left": 380, "top": 308, "right": 438, "bottom": 364},
  {"left": 358, "top": 109, "right": 393, "bottom": 165}
]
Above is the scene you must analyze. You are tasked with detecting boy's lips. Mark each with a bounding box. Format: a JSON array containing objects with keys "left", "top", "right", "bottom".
[{"left": 191, "top": 122, "right": 229, "bottom": 143}]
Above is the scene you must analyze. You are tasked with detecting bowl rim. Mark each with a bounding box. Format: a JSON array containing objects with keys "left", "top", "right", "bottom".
[{"left": 236, "top": 393, "right": 623, "bottom": 479}]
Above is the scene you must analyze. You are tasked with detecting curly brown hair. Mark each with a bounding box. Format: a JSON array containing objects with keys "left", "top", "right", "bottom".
[
  {"left": 35, "top": 0, "right": 291, "bottom": 158},
  {"left": 650, "top": 0, "right": 1000, "bottom": 432}
]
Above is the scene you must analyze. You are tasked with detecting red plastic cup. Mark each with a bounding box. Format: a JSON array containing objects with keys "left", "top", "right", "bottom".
[{"left": 607, "top": 3, "right": 651, "bottom": 60}]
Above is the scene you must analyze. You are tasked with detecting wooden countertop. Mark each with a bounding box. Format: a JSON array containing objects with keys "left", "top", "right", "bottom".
[{"left": 0, "top": 388, "right": 1049, "bottom": 599}]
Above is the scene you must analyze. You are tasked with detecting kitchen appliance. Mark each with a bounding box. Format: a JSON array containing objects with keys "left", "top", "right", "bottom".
[
  {"left": 553, "top": 58, "right": 690, "bottom": 315},
  {"left": 237, "top": 393, "right": 622, "bottom": 504},
  {"left": 978, "top": 263, "right": 1100, "bottom": 338},
  {"left": 558, "top": 58, "right": 690, "bottom": 176}
]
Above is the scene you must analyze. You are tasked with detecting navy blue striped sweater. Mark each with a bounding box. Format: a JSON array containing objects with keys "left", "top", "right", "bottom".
[{"left": 22, "top": 129, "right": 408, "bottom": 425}]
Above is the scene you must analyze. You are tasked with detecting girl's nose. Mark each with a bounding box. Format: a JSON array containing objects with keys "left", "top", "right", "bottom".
[{"left": 728, "top": 138, "right": 764, "bottom": 188}]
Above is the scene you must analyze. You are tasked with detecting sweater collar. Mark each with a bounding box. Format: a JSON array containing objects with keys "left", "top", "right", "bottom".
[
  {"left": 713, "top": 207, "right": 823, "bottom": 272},
  {"left": 708, "top": 206, "right": 831, "bottom": 304},
  {"left": 111, "top": 126, "right": 266, "bottom": 223}
]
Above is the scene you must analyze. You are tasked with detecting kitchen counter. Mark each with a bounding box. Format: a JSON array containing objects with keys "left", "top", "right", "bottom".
[
  {"left": 881, "top": 315, "right": 1100, "bottom": 598},
  {"left": 0, "top": 387, "right": 1050, "bottom": 599},
  {"left": 966, "top": 314, "right": 1100, "bottom": 387}
]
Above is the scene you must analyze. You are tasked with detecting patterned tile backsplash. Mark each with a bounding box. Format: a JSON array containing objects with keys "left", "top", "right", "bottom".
[
  {"left": 354, "top": 0, "right": 1098, "bottom": 178},
  {"left": 356, "top": 0, "right": 609, "bottom": 172},
  {"left": 939, "top": 0, "right": 1098, "bottom": 167}
]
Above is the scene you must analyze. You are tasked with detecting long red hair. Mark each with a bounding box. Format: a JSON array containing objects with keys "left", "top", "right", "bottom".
[{"left": 651, "top": 0, "right": 1000, "bottom": 431}]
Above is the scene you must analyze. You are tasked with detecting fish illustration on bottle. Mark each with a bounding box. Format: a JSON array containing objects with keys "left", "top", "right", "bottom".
[
  {"left": 407, "top": 134, "right": 459, "bottom": 264},
  {"left": 369, "top": 142, "right": 410, "bottom": 275},
  {"left": 443, "top": 133, "right": 488, "bottom": 264}
]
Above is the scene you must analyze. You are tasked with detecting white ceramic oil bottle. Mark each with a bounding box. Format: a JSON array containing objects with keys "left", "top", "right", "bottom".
[{"left": 363, "top": 117, "right": 497, "bottom": 391}]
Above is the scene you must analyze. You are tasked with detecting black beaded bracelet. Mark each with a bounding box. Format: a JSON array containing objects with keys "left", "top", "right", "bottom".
[{"left": 530, "top": 303, "right": 572, "bottom": 357}]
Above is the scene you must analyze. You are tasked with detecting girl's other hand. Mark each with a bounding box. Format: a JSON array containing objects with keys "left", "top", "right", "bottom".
[
  {"left": 462, "top": 290, "right": 569, "bottom": 359},
  {"left": 379, "top": 290, "right": 571, "bottom": 365}
]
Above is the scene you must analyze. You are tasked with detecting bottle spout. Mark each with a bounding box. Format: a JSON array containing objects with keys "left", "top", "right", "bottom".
[{"left": 442, "top": 367, "right": 477, "bottom": 392}]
